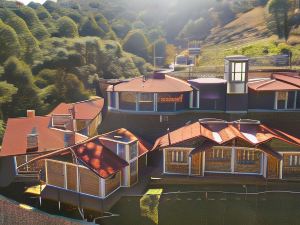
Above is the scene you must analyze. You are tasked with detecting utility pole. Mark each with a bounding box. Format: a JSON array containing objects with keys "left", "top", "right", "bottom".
[{"left": 153, "top": 42, "right": 156, "bottom": 71}]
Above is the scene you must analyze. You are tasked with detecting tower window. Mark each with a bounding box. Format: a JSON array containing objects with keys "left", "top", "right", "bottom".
[{"left": 231, "top": 62, "right": 246, "bottom": 82}]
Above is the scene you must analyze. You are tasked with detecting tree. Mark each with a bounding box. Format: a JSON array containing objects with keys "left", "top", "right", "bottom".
[
  {"left": 14, "top": 6, "right": 49, "bottom": 40},
  {"left": 112, "top": 19, "right": 132, "bottom": 38},
  {"left": 2, "top": 57, "right": 42, "bottom": 118},
  {"left": 268, "top": 0, "right": 291, "bottom": 40},
  {"left": 80, "top": 16, "right": 105, "bottom": 37},
  {"left": 57, "top": 16, "right": 78, "bottom": 38},
  {"left": 54, "top": 69, "right": 89, "bottom": 103},
  {"left": 123, "top": 29, "right": 150, "bottom": 61},
  {"left": 0, "top": 82, "right": 18, "bottom": 105},
  {"left": 0, "top": 20, "right": 21, "bottom": 63},
  {"left": 178, "top": 17, "right": 213, "bottom": 40},
  {"left": 4, "top": 14, "right": 40, "bottom": 64}
]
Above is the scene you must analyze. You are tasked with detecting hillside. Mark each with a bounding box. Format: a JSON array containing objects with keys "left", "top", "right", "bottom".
[{"left": 205, "top": 7, "right": 272, "bottom": 46}]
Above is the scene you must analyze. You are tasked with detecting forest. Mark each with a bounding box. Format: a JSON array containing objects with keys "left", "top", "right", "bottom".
[{"left": 0, "top": 0, "right": 299, "bottom": 140}]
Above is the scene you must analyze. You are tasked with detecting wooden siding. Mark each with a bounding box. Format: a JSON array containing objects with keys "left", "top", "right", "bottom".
[
  {"left": 46, "top": 160, "right": 65, "bottom": 188},
  {"left": 88, "top": 114, "right": 102, "bottom": 137},
  {"left": 283, "top": 153, "right": 300, "bottom": 178},
  {"left": 66, "top": 164, "right": 77, "bottom": 191},
  {"left": 205, "top": 148, "right": 231, "bottom": 172},
  {"left": 191, "top": 152, "right": 202, "bottom": 175},
  {"left": 46, "top": 159, "right": 120, "bottom": 198},
  {"left": 79, "top": 167, "right": 99, "bottom": 196},
  {"left": 234, "top": 149, "right": 262, "bottom": 174},
  {"left": 105, "top": 172, "right": 120, "bottom": 196},
  {"left": 267, "top": 155, "right": 279, "bottom": 179},
  {"left": 165, "top": 149, "right": 190, "bottom": 174}
]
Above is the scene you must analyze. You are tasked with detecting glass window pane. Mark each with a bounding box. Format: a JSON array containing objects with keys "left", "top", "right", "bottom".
[
  {"left": 235, "top": 63, "right": 242, "bottom": 73},
  {"left": 129, "top": 142, "right": 138, "bottom": 160}
]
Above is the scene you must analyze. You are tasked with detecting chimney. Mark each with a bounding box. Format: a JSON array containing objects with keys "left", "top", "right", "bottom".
[
  {"left": 27, "top": 110, "right": 35, "bottom": 118},
  {"left": 27, "top": 133, "right": 38, "bottom": 152},
  {"left": 64, "top": 131, "right": 75, "bottom": 147}
]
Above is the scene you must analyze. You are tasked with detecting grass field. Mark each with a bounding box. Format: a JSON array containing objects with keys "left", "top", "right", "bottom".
[{"left": 99, "top": 183, "right": 300, "bottom": 225}]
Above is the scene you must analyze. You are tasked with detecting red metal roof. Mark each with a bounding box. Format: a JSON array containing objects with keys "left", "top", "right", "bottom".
[
  {"left": 49, "top": 98, "right": 104, "bottom": 120},
  {"left": 100, "top": 128, "right": 150, "bottom": 157},
  {"left": 248, "top": 79, "right": 300, "bottom": 91},
  {"left": 153, "top": 119, "right": 300, "bottom": 150},
  {"left": 272, "top": 73, "right": 300, "bottom": 87},
  {"left": 72, "top": 137, "right": 128, "bottom": 179},
  {"left": 0, "top": 116, "right": 87, "bottom": 157},
  {"left": 107, "top": 75, "right": 193, "bottom": 93}
]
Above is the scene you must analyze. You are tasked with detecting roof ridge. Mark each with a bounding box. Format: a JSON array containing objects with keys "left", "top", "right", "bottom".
[{"left": 255, "top": 79, "right": 276, "bottom": 90}]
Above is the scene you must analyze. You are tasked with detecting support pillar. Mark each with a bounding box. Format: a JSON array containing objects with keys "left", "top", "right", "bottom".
[
  {"left": 231, "top": 147, "right": 235, "bottom": 173},
  {"left": 279, "top": 159, "right": 283, "bottom": 179},
  {"left": 202, "top": 152, "right": 205, "bottom": 176}
]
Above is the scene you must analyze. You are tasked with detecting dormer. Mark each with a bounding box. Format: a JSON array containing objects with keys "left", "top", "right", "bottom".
[
  {"left": 26, "top": 128, "right": 38, "bottom": 153},
  {"left": 224, "top": 55, "right": 249, "bottom": 94},
  {"left": 51, "top": 114, "right": 74, "bottom": 131}
]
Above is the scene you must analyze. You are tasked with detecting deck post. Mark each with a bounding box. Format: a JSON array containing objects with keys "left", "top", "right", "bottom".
[
  {"left": 279, "top": 159, "right": 283, "bottom": 179},
  {"left": 188, "top": 156, "right": 192, "bottom": 176},
  {"left": 202, "top": 152, "right": 205, "bottom": 176},
  {"left": 263, "top": 153, "right": 268, "bottom": 178},
  {"left": 163, "top": 149, "right": 166, "bottom": 174},
  {"left": 116, "top": 92, "right": 119, "bottom": 110},
  {"left": 231, "top": 147, "right": 235, "bottom": 173},
  {"left": 189, "top": 91, "right": 193, "bottom": 108}
]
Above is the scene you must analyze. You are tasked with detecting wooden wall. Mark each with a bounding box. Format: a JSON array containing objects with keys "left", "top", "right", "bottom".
[
  {"left": 191, "top": 152, "right": 202, "bottom": 175},
  {"left": 165, "top": 149, "right": 189, "bottom": 174},
  {"left": 267, "top": 155, "right": 279, "bottom": 179},
  {"left": 205, "top": 148, "right": 231, "bottom": 172},
  {"left": 46, "top": 159, "right": 121, "bottom": 198},
  {"left": 283, "top": 153, "right": 300, "bottom": 178},
  {"left": 234, "top": 150, "right": 262, "bottom": 174},
  {"left": 105, "top": 172, "right": 121, "bottom": 196},
  {"left": 16, "top": 154, "right": 44, "bottom": 173}
]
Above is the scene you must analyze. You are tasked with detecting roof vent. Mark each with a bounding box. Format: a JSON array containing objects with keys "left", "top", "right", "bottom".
[{"left": 64, "top": 131, "right": 75, "bottom": 147}]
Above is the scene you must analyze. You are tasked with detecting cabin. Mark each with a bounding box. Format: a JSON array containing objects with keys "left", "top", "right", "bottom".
[
  {"left": 99, "top": 128, "right": 150, "bottom": 187},
  {"left": 0, "top": 110, "right": 87, "bottom": 187},
  {"left": 107, "top": 72, "right": 193, "bottom": 113},
  {"left": 153, "top": 118, "right": 300, "bottom": 179},
  {"left": 48, "top": 98, "right": 104, "bottom": 137},
  {"left": 16, "top": 129, "right": 150, "bottom": 212}
]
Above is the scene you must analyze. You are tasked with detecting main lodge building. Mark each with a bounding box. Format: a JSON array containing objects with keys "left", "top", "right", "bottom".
[{"left": 106, "top": 56, "right": 300, "bottom": 113}]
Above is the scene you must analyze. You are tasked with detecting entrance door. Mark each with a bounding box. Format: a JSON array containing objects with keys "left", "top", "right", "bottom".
[{"left": 267, "top": 155, "right": 279, "bottom": 179}]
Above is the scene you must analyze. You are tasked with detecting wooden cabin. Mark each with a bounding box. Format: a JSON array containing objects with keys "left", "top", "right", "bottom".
[
  {"left": 0, "top": 110, "right": 88, "bottom": 187},
  {"left": 153, "top": 118, "right": 300, "bottom": 179}
]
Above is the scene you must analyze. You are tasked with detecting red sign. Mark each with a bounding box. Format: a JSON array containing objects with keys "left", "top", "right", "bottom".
[{"left": 159, "top": 94, "right": 183, "bottom": 103}]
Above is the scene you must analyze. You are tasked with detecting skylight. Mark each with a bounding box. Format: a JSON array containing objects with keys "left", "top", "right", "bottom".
[
  {"left": 212, "top": 132, "right": 222, "bottom": 143},
  {"left": 242, "top": 132, "right": 258, "bottom": 144}
]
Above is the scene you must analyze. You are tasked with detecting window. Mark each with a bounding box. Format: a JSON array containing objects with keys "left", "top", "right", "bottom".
[
  {"left": 289, "top": 155, "right": 300, "bottom": 167},
  {"left": 171, "top": 150, "right": 188, "bottom": 164},
  {"left": 129, "top": 142, "right": 138, "bottom": 160},
  {"left": 237, "top": 149, "right": 258, "bottom": 164},
  {"left": 159, "top": 115, "right": 169, "bottom": 123},
  {"left": 231, "top": 62, "right": 246, "bottom": 82},
  {"left": 130, "top": 160, "right": 137, "bottom": 175},
  {"left": 138, "top": 93, "right": 154, "bottom": 111},
  {"left": 117, "top": 144, "right": 126, "bottom": 160},
  {"left": 276, "top": 91, "right": 288, "bottom": 110},
  {"left": 207, "top": 148, "right": 229, "bottom": 161}
]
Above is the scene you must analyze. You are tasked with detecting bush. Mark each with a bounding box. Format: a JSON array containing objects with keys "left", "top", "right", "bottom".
[{"left": 57, "top": 16, "right": 79, "bottom": 38}]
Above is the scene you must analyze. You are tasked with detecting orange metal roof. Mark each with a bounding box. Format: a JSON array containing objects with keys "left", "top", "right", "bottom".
[
  {"left": 107, "top": 75, "right": 193, "bottom": 93},
  {"left": 49, "top": 98, "right": 104, "bottom": 120},
  {"left": 248, "top": 79, "right": 300, "bottom": 91},
  {"left": 0, "top": 116, "right": 87, "bottom": 157},
  {"left": 73, "top": 137, "right": 128, "bottom": 179},
  {"left": 153, "top": 120, "right": 300, "bottom": 150}
]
